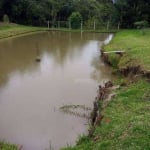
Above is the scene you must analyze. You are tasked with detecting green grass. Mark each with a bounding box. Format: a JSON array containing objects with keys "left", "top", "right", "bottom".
[
  {"left": 93, "top": 80, "right": 150, "bottom": 150},
  {"left": 0, "top": 23, "right": 47, "bottom": 39},
  {"left": 104, "top": 29, "right": 150, "bottom": 71},
  {"left": 0, "top": 141, "right": 18, "bottom": 150}
]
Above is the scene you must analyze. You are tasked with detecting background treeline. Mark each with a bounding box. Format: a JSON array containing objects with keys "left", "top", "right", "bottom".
[{"left": 0, "top": 0, "right": 150, "bottom": 28}]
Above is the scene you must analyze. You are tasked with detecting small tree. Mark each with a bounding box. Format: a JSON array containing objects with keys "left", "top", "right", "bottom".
[
  {"left": 3, "top": 14, "right": 10, "bottom": 23},
  {"left": 85, "top": 17, "right": 98, "bottom": 30},
  {"left": 68, "top": 12, "right": 82, "bottom": 29},
  {"left": 134, "top": 20, "right": 148, "bottom": 29},
  {"left": 134, "top": 20, "right": 149, "bottom": 35}
]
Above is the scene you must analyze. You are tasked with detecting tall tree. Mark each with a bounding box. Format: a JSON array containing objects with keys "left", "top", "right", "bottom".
[
  {"left": 0, "top": 0, "right": 149, "bottom": 28},
  {"left": 114, "top": 0, "right": 150, "bottom": 28}
]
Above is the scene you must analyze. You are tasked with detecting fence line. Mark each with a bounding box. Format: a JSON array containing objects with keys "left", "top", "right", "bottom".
[{"left": 46, "top": 20, "right": 120, "bottom": 31}]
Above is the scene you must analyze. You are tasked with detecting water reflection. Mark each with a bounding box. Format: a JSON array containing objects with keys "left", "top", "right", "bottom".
[
  {"left": 91, "top": 55, "right": 112, "bottom": 82},
  {"left": 0, "top": 32, "right": 110, "bottom": 87},
  {"left": 0, "top": 31, "right": 112, "bottom": 150}
]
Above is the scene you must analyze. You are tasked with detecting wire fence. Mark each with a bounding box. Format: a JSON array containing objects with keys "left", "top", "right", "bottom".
[{"left": 46, "top": 20, "right": 120, "bottom": 31}]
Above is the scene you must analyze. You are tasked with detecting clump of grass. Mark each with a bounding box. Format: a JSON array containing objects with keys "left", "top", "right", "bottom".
[{"left": 0, "top": 141, "right": 18, "bottom": 150}]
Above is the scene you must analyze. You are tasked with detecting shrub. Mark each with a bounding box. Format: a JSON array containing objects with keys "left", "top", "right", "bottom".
[
  {"left": 68, "top": 12, "right": 82, "bottom": 29},
  {"left": 3, "top": 14, "right": 10, "bottom": 23},
  {"left": 134, "top": 20, "right": 149, "bottom": 29}
]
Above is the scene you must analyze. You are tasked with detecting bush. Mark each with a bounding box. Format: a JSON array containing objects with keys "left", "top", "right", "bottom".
[
  {"left": 3, "top": 14, "right": 10, "bottom": 23},
  {"left": 134, "top": 20, "right": 149, "bottom": 29},
  {"left": 68, "top": 12, "right": 82, "bottom": 29},
  {"left": 0, "top": 141, "right": 18, "bottom": 150},
  {"left": 84, "top": 17, "right": 97, "bottom": 29}
]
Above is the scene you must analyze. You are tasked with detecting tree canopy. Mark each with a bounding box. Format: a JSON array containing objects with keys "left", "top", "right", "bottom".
[{"left": 0, "top": 0, "right": 150, "bottom": 28}]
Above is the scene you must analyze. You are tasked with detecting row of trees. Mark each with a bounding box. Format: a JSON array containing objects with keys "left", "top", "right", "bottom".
[
  {"left": 0, "top": 0, "right": 150, "bottom": 28},
  {"left": 114, "top": 0, "right": 150, "bottom": 28}
]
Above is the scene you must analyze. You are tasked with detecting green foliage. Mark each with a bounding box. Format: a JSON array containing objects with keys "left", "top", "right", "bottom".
[
  {"left": 69, "top": 12, "right": 82, "bottom": 29},
  {"left": 108, "top": 53, "right": 120, "bottom": 68},
  {"left": 0, "top": 0, "right": 150, "bottom": 28},
  {"left": 134, "top": 21, "right": 149, "bottom": 35},
  {"left": 134, "top": 21, "right": 149, "bottom": 29},
  {"left": 3, "top": 14, "right": 9, "bottom": 23},
  {"left": 115, "top": 0, "right": 150, "bottom": 28},
  {"left": 0, "top": 141, "right": 18, "bottom": 150},
  {"left": 84, "top": 17, "right": 99, "bottom": 30},
  {"left": 0, "top": 0, "right": 115, "bottom": 27}
]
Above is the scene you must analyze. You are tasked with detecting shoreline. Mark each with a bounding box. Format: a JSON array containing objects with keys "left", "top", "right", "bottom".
[
  {"left": 0, "top": 26, "right": 150, "bottom": 150},
  {"left": 0, "top": 23, "right": 117, "bottom": 41},
  {"left": 0, "top": 30, "right": 49, "bottom": 42},
  {"left": 0, "top": 24, "right": 48, "bottom": 40},
  {"left": 62, "top": 30, "right": 150, "bottom": 150}
]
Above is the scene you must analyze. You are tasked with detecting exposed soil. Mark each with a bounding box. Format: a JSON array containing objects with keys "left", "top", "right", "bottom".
[
  {"left": 101, "top": 49, "right": 150, "bottom": 79},
  {"left": 89, "top": 81, "right": 119, "bottom": 137}
]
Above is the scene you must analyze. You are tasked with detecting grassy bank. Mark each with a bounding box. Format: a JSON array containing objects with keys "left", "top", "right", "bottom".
[
  {"left": 0, "top": 23, "right": 47, "bottom": 39},
  {"left": 104, "top": 29, "right": 150, "bottom": 71},
  {"left": 62, "top": 30, "right": 150, "bottom": 150},
  {"left": 0, "top": 23, "right": 116, "bottom": 40},
  {"left": 62, "top": 80, "right": 150, "bottom": 150}
]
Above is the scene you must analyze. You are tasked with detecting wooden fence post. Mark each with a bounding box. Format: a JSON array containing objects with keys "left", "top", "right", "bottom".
[
  {"left": 118, "top": 22, "right": 120, "bottom": 30},
  {"left": 94, "top": 20, "right": 96, "bottom": 31},
  {"left": 48, "top": 20, "right": 50, "bottom": 29},
  {"left": 81, "top": 21, "right": 83, "bottom": 32},
  {"left": 107, "top": 20, "right": 110, "bottom": 31},
  {"left": 69, "top": 21, "right": 71, "bottom": 30}
]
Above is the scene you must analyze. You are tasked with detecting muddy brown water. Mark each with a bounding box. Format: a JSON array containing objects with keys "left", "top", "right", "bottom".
[{"left": 0, "top": 31, "right": 113, "bottom": 150}]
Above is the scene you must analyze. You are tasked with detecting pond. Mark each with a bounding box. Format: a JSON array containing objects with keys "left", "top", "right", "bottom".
[{"left": 0, "top": 31, "right": 113, "bottom": 150}]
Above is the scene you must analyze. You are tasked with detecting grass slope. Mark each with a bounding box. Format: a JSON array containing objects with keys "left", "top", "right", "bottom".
[
  {"left": 0, "top": 23, "right": 46, "bottom": 39},
  {"left": 104, "top": 29, "right": 150, "bottom": 71}
]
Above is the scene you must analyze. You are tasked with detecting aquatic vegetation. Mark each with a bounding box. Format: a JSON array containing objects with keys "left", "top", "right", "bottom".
[{"left": 60, "top": 105, "right": 92, "bottom": 119}]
